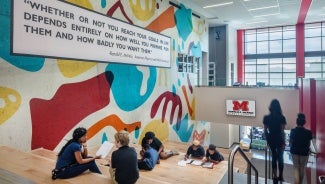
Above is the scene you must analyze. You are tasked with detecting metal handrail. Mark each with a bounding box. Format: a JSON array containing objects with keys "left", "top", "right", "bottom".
[
  {"left": 265, "top": 146, "right": 271, "bottom": 184},
  {"left": 228, "top": 145, "right": 259, "bottom": 184}
]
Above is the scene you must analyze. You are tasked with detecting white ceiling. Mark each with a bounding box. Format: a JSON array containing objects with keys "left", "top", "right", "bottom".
[{"left": 176, "top": 0, "right": 325, "bottom": 29}]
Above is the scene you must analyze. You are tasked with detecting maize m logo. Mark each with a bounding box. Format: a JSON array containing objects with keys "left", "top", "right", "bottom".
[
  {"left": 232, "top": 100, "right": 249, "bottom": 111},
  {"left": 226, "top": 100, "right": 256, "bottom": 117}
]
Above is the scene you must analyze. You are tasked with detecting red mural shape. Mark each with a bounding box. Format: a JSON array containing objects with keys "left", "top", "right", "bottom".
[
  {"left": 30, "top": 71, "right": 113, "bottom": 150},
  {"left": 182, "top": 86, "right": 193, "bottom": 117},
  {"left": 193, "top": 130, "right": 206, "bottom": 145},
  {"left": 107, "top": 0, "right": 133, "bottom": 24},
  {"left": 150, "top": 91, "right": 182, "bottom": 130}
]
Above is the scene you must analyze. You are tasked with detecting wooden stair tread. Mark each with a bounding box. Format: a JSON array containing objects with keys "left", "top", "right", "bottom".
[{"left": 0, "top": 146, "right": 109, "bottom": 184}]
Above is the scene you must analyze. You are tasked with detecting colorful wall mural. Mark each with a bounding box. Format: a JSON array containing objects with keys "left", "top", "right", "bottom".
[{"left": 0, "top": 0, "right": 210, "bottom": 152}]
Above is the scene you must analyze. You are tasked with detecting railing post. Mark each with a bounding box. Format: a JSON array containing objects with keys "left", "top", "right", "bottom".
[
  {"left": 265, "top": 146, "right": 267, "bottom": 184},
  {"left": 228, "top": 145, "right": 259, "bottom": 184},
  {"left": 247, "top": 163, "right": 251, "bottom": 184}
]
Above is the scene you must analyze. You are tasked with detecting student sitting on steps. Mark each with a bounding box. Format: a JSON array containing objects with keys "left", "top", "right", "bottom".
[
  {"left": 141, "top": 131, "right": 179, "bottom": 160},
  {"left": 184, "top": 140, "right": 205, "bottom": 160},
  {"left": 138, "top": 144, "right": 159, "bottom": 171},
  {"left": 202, "top": 144, "right": 224, "bottom": 164},
  {"left": 52, "top": 127, "right": 101, "bottom": 180}
]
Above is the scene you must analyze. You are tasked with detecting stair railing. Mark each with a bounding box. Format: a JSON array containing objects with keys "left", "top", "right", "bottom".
[
  {"left": 265, "top": 146, "right": 271, "bottom": 184},
  {"left": 228, "top": 145, "right": 258, "bottom": 184}
]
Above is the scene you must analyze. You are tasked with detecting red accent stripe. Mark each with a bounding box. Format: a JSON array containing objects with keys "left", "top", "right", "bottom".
[
  {"left": 296, "top": 24, "right": 305, "bottom": 77},
  {"left": 237, "top": 30, "right": 244, "bottom": 83},
  {"left": 297, "top": 0, "right": 312, "bottom": 24}
]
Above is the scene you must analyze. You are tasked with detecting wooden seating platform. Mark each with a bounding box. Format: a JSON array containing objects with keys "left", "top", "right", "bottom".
[{"left": 0, "top": 141, "right": 251, "bottom": 184}]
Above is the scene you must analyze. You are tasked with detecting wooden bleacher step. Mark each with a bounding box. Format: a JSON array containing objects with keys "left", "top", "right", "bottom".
[{"left": 0, "top": 146, "right": 110, "bottom": 184}]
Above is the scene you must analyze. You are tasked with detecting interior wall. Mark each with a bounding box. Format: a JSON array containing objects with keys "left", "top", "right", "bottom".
[
  {"left": 194, "top": 86, "right": 299, "bottom": 129},
  {"left": 316, "top": 80, "right": 325, "bottom": 179},
  {"left": 227, "top": 25, "right": 237, "bottom": 86},
  {"left": 209, "top": 26, "right": 227, "bottom": 86},
  {"left": 0, "top": 0, "right": 212, "bottom": 151}
]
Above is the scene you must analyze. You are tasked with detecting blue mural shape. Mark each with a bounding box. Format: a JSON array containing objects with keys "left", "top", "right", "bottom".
[
  {"left": 106, "top": 63, "right": 156, "bottom": 111},
  {"left": 173, "top": 114, "right": 193, "bottom": 142},
  {"left": 0, "top": 0, "right": 44, "bottom": 72},
  {"left": 174, "top": 4, "right": 193, "bottom": 41}
]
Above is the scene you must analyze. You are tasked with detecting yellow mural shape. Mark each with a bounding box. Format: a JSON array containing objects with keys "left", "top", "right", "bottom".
[
  {"left": 158, "top": 68, "right": 167, "bottom": 86},
  {"left": 57, "top": 59, "right": 97, "bottom": 78},
  {"left": 129, "top": 0, "right": 156, "bottom": 21},
  {"left": 57, "top": 0, "right": 96, "bottom": 78},
  {"left": 193, "top": 19, "right": 206, "bottom": 36},
  {"left": 67, "top": 0, "right": 93, "bottom": 10},
  {"left": 191, "top": 97, "right": 195, "bottom": 120},
  {"left": 138, "top": 119, "right": 169, "bottom": 145},
  {"left": 0, "top": 87, "right": 21, "bottom": 125}
]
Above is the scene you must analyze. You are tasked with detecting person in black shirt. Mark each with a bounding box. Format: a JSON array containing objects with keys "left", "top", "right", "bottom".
[
  {"left": 109, "top": 130, "right": 139, "bottom": 184},
  {"left": 184, "top": 140, "right": 205, "bottom": 160},
  {"left": 141, "top": 131, "right": 178, "bottom": 160},
  {"left": 290, "top": 113, "right": 312, "bottom": 184},
  {"left": 263, "top": 99, "right": 286, "bottom": 182},
  {"left": 202, "top": 144, "right": 224, "bottom": 164}
]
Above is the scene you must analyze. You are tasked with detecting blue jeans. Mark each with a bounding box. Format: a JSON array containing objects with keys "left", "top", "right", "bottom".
[
  {"left": 56, "top": 160, "right": 101, "bottom": 179},
  {"left": 270, "top": 144, "right": 284, "bottom": 172}
]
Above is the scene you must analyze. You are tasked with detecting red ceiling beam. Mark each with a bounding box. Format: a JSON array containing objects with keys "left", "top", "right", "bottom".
[{"left": 297, "top": 0, "right": 312, "bottom": 24}]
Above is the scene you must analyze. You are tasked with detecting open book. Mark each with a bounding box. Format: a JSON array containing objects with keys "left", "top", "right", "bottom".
[
  {"left": 201, "top": 162, "right": 214, "bottom": 169},
  {"left": 96, "top": 141, "right": 113, "bottom": 159},
  {"left": 177, "top": 159, "right": 214, "bottom": 169}
]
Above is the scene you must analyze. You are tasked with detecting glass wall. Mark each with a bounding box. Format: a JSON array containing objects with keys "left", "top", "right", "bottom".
[
  {"left": 244, "top": 26, "right": 296, "bottom": 87},
  {"left": 244, "top": 22, "right": 325, "bottom": 87},
  {"left": 305, "top": 22, "right": 325, "bottom": 79}
]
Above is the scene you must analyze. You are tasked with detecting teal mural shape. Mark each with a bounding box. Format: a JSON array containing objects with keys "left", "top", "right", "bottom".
[
  {"left": 0, "top": 0, "right": 44, "bottom": 72},
  {"left": 174, "top": 4, "right": 193, "bottom": 41},
  {"left": 101, "top": 0, "right": 106, "bottom": 8},
  {"left": 102, "top": 132, "right": 108, "bottom": 143},
  {"left": 173, "top": 114, "right": 194, "bottom": 142},
  {"left": 189, "top": 42, "right": 202, "bottom": 58},
  {"left": 106, "top": 63, "right": 156, "bottom": 111}
]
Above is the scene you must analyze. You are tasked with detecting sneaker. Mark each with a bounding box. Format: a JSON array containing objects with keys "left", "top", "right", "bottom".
[{"left": 51, "top": 169, "right": 58, "bottom": 180}]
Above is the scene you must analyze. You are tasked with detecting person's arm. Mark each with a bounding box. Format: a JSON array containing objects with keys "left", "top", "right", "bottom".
[
  {"left": 158, "top": 144, "right": 164, "bottom": 155},
  {"left": 184, "top": 147, "right": 191, "bottom": 160},
  {"left": 281, "top": 117, "right": 287, "bottom": 149},
  {"left": 202, "top": 150, "right": 209, "bottom": 162},
  {"left": 209, "top": 158, "right": 220, "bottom": 164},
  {"left": 81, "top": 144, "right": 88, "bottom": 158},
  {"left": 263, "top": 117, "right": 270, "bottom": 145},
  {"left": 74, "top": 151, "right": 101, "bottom": 164}
]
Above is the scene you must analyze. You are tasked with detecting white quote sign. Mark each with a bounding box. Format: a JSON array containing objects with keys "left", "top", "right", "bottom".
[
  {"left": 12, "top": 0, "right": 171, "bottom": 67},
  {"left": 226, "top": 100, "right": 256, "bottom": 117}
]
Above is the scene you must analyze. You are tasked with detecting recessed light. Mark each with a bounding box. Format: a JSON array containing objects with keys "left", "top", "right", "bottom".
[
  {"left": 246, "top": 20, "right": 268, "bottom": 24},
  {"left": 254, "top": 13, "right": 280, "bottom": 18},
  {"left": 203, "top": 2, "right": 233, "bottom": 9},
  {"left": 248, "top": 5, "right": 278, "bottom": 11}
]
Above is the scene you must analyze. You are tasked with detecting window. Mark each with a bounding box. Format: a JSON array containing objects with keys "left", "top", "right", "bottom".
[
  {"left": 304, "top": 22, "right": 325, "bottom": 79},
  {"left": 244, "top": 26, "right": 296, "bottom": 87}
]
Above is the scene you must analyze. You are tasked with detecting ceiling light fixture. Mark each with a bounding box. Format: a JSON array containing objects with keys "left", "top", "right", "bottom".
[
  {"left": 254, "top": 13, "right": 280, "bottom": 18},
  {"left": 246, "top": 20, "right": 268, "bottom": 24},
  {"left": 248, "top": 5, "right": 278, "bottom": 11},
  {"left": 203, "top": 2, "right": 233, "bottom": 9}
]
